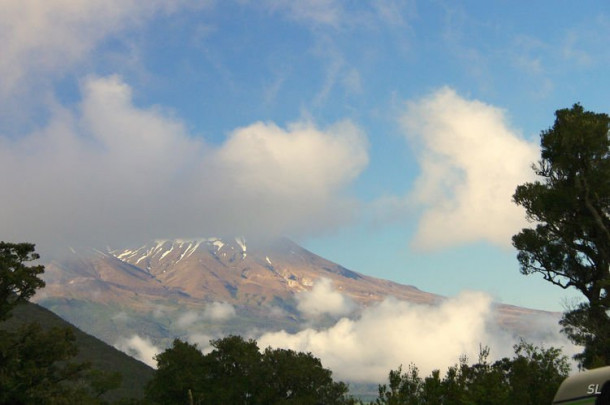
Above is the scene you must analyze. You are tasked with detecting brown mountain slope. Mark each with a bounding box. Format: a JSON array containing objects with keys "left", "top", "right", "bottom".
[
  {"left": 107, "top": 237, "right": 439, "bottom": 305},
  {"left": 34, "top": 237, "right": 559, "bottom": 355}
]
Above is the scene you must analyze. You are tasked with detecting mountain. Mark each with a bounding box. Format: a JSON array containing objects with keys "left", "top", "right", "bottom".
[
  {"left": 1, "top": 300, "right": 154, "bottom": 402},
  {"left": 34, "top": 237, "right": 560, "bottom": 366}
]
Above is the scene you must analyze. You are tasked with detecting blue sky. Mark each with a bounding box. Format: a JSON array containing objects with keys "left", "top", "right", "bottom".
[{"left": 2, "top": 1, "right": 610, "bottom": 312}]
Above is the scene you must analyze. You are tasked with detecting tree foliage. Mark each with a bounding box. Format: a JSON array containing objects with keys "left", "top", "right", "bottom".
[
  {"left": 145, "top": 339, "right": 207, "bottom": 405},
  {"left": 0, "top": 242, "right": 121, "bottom": 404},
  {"left": 512, "top": 104, "right": 610, "bottom": 368},
  {"left": 0, "top": 323, "right": 90, "bottom": 404},
  {"left": 146, "top": 335, "right": 355, "bottom": 405},
  {"left": 260, "top": 346, "right": 351, "bottom": 404},
  {"left": 375, "top": 341, "right": 570, "bottom": 405},
  {"left": 0, "top": 242, "right": 45, "bottom": 321}
]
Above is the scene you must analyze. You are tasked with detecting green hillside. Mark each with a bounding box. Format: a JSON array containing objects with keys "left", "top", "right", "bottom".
[{"left": 1, "top": 300, "right": 154, "bottom": 402}]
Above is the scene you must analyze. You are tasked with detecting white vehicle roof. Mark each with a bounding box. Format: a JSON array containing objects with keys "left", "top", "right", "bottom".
[{"left": 553, "top": 366, "right": 610, "bottom": 404}]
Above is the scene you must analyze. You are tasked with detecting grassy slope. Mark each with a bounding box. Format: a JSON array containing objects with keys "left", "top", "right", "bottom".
[{"left": 1, "top": 301, "right": 154, "bottom": 402}]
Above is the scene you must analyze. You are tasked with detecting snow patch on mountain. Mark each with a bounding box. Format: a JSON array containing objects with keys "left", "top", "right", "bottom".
[
  {"left": 235, "top": 237, "right": 247, "bottom": 258},
  {"left": 176, "top": 240, "right": 202, "bottom": 263},
  {"left": 110, "top": 237, "right": 254, "bottom": 269},
  {"left": 159, "top": 244, "right": 174, "bottom": 261},
  {"left": 210, "top": 238, "right": 224, "bottom": 251}
]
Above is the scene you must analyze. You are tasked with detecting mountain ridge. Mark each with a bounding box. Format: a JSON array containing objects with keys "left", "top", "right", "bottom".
[{"left": 34, "top": 236, "right": 561, "bottom": 368}]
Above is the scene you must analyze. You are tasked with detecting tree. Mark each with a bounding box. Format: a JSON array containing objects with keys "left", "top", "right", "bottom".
[
  {"left": 504, "top": 341, "right": 570, "bottom": 404},
  {"left": 0, "top": 323, "right": 90, "bottom": 404},
  {"left": 0, "top": 242, "right": 121, "bottom": 403},
  {"left": 205, "top": 335, "right": 263, "bottom": 404},
  {"left": 146, "top": 335, "right": 354, "bottom": 405},
  {"left": 512, "top": 104, "right": 610, "bottom": 368},
  {"left": 375, "top": 364, "right": 424, "bottom": 405},
  {"left": 0, "top": 242, "right": 45, "bottom": 321},
  {"left": 260, "top": 347, "right": 350, "bottom": 404},
  {"left": 458, "top": 347, "right": 509, "bottom": 405},
  {"left": 375, "top": 342, "right": 570, "bottom": 405},
  {"left": 145, "top": 339, "right": 208, "bottom": 405}
]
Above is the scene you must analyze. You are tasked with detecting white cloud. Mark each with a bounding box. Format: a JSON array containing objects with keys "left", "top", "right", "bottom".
[
  {"left": 0, "top": 0, "right": 205, "bottom": 99},
  {"left": 208, "top": 116, "right": 368, "bottom": 238},
  {"left": 186, "top": 333, "right": 215, "bottom": 353},
  {"left": 296, "top": 278, "right": 356, "bottom": 319},
  {"left": 259, "top": 291, "right": 574, "bottom": 383},
  {"left": 0, "top": 75, "right": 368, "bottom": 253},
  {"left": 216, "top": 118, "right": 367, "bottom": 206},
  {"left": 115, "top": 334, "right": 160, "bottom": 368},
  {"left": 176, "top": 311, "right": 200, "bottom": 329},
  {"left": 203, "top": 302, "right": 236, "bottom": 321},
  {"left": 173, "top": 303, "right": 250, "bottom": 331},
  {"left": 400, "top": 87, "right": 539, "bottom": 250}
]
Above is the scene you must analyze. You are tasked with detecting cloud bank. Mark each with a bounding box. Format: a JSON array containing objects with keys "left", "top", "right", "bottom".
[
  {"left": 111, "top": 281, "right": 576, "bottom": 383},
  {"left": 296, "top": 278, "right": 356, "bottom": 319},
  {"left": 0, "top": 75, "right": 368, "bottom": 253},
  {"left": 176, "top": 302, "right": 237, "bottom": 329},
  {"left": 203, "top": 302, "right": 237, "bottom": 321},
  {"left": 259, "top": 290, "right": 575, "bottom": 383},
  {"left": 400, "top": 87, "right": 540, "bottom": 250},
  {"left": 115, "top": 334, "right": 160, "bottom": 368}
]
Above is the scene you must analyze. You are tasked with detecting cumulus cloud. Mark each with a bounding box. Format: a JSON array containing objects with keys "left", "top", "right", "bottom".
[
  {"left": 115, "top": 334, "right": 160, "bottom": 368},
  {"left": 259, "top": 291, "right": 574, "bottom": 383},
  {"left": 215, "top": 118, "right": 367, "bottom": 222},
  {"left": 0, "top": 75, "right": 368, "bottom": 253},
  {"left": 176, "top": 303, "right": 235, "bottom": 329},
  {"left": 203, "top": 302, "right": 236, "bottom": 321},
  {"left": 186, "top": 333, "right": 215, "bottom": 353},
  {"left": 176, "top": 311, "right": 201, "bottom": 329},
  {"left": 110, "top": 291, "right": 576, "bottom": 383},
  {"left": 176, "top": 302, "right": 235, "bottom": 329},
  {"left": 400, "top": 87, "right": 539, "bottom": 250},
  {"left": 296, "top": 278, "right": 356, "bottom": 319}
]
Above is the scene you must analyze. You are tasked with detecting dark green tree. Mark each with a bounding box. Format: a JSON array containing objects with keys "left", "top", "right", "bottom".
[
  {"left": 503, "top": 341, "right": 570, "bottom": 404},
  {"left": 205, "top": 335, "right": 263, "bottom": 404},
  {"left": 145, "top": 339, "right": 208, "bottom": 405},
  {"left": 512, "top": 104, "right": 610, "bottom": 368},
  {"left": 375, "top": 364, "right": 424, "bottom": 405},
  {"left": 375, "top": 342, "right": 569, "bottom": 405},
  {"left": 260, "top": 347, "right": 350, "bottom": 404},
  {"left": 458, "top": 347, "right": 509, "bottom": 405},
  {"left": 0, "top": 323, "right": 93, "bottom": 404},
  {"left": 0, "top": 242, "right": 45, "bottom": 321},
  {"left": 440, "top": 361, "right": 469, "bottom": 405},
  {"left": 0, "top": 242, "right": 121, "bottom": 404},
  {"left": 145, "top": 335, "right": 354, "bottom": 405}
]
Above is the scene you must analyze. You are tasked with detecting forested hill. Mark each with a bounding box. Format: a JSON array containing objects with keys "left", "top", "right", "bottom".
[{"left": 0, "top": 300, "right": 154, "bottom": 402}]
